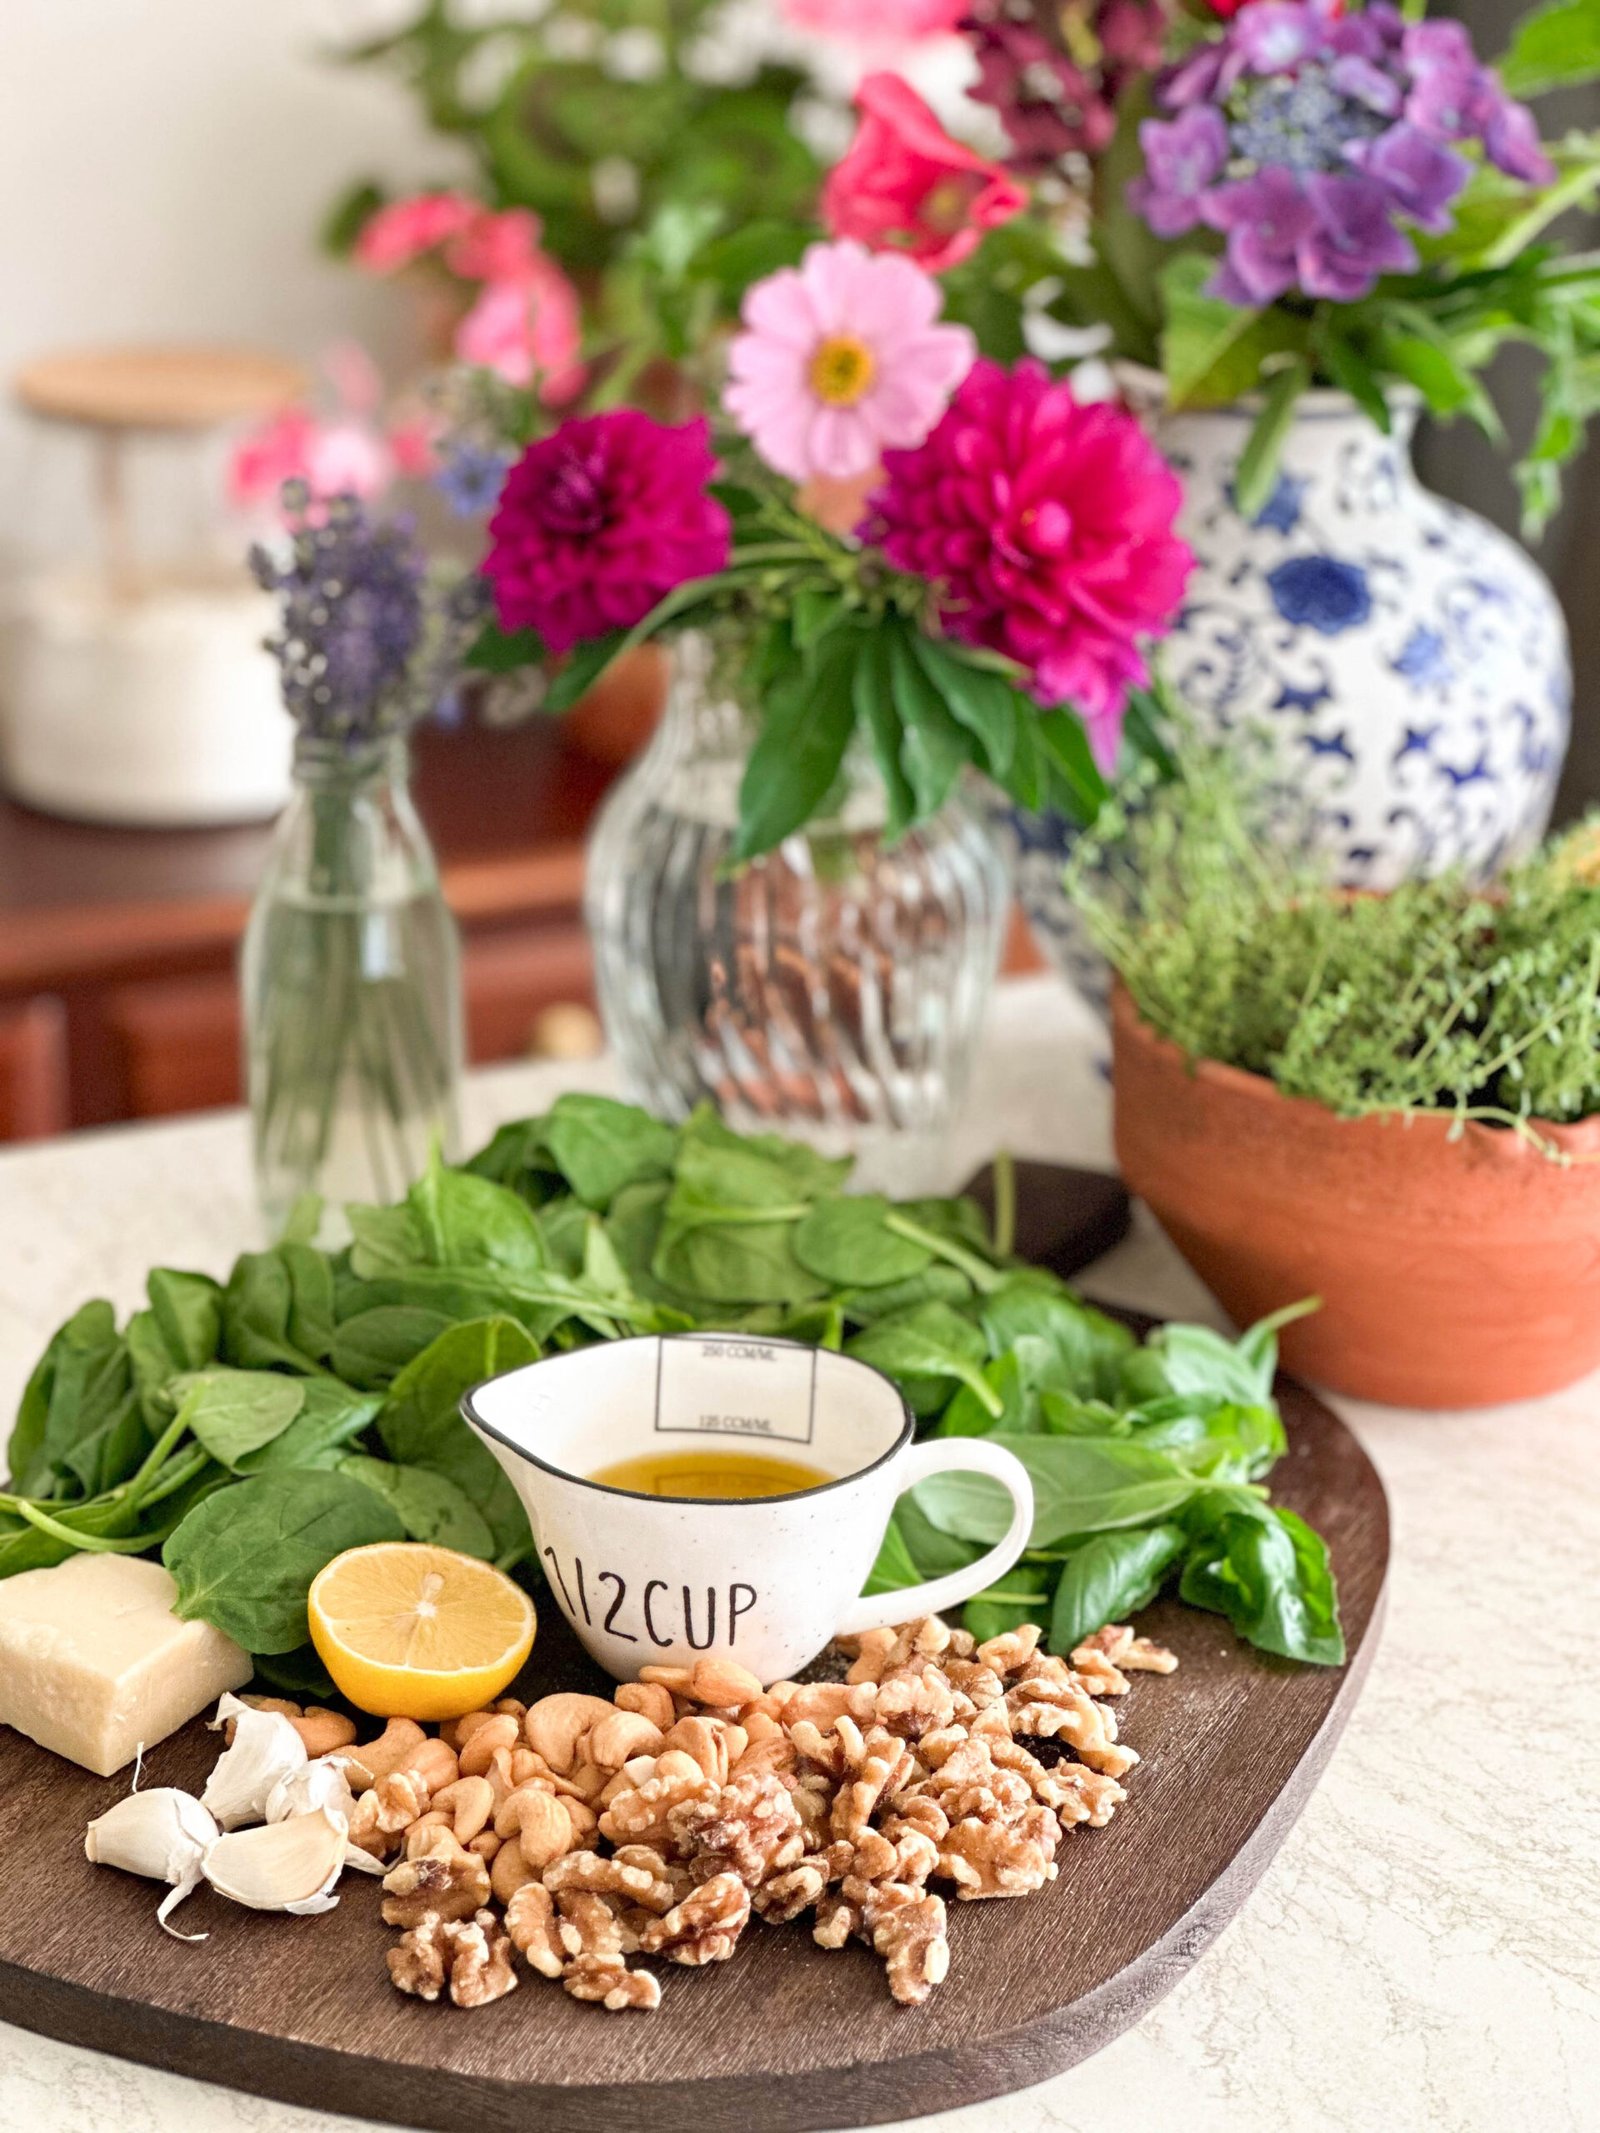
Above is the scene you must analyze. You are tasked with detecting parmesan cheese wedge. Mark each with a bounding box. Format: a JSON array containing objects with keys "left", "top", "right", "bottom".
[{"left": 0, "top": 1554, "right": 252, "bottom": 1775}]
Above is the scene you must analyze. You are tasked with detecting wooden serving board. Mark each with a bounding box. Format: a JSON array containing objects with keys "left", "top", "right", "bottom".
[{"left": 0, "top": 1169, "right": 1388, "bottom": 2133}]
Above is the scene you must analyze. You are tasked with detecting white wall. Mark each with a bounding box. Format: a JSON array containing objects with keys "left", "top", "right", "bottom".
[{"left": 0, "top": 0, "right": 450, "bottom": 540}]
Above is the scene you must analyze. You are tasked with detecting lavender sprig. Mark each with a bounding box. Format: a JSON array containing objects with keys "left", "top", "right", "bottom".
[{"left": 250, "top": 482, "right": 489, "bottom": 747}]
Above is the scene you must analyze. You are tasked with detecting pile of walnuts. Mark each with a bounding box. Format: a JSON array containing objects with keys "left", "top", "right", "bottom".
[{"left": 343, "top": 1617, "right": 1175, "bottom": 2013}]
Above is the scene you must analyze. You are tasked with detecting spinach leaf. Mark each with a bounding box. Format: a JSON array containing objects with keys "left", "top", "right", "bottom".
[
  {"left": 792, "top": 1195, "right": 932, "bottom": 1288},
  {"left": 378, "top": 1318, "right": 539, "bottom": 1562},
  {"left": 347, "top": 1203, "right": 427, "bottom": 1278},
  {"left": 250, "top": 1644, "right": 338, "bottom": 1702},
  {"left": 177, "top": 1370, "right": 307, "bottom": 1469},
  {"left": 407, "top": 1151, "right": 547, "bottom": 1273},
  {"left": 936, "top": 1350, "right": 1033, "bottom": 1437},
  {"left": 148, "top": 1268, "right": 223, "bottom": 1374},
  {"left": 979, "top": 1277, "right": 1134, "bottom": 1399},
  {"left": 540, "top": 1093, "right": 678, "bottom": 1210},
  {"left": 30, "top": 1310, "right": 144, "bottom": 1500},
  {"left": 677, "top": 1104, "right": 852, "bottom": 1203},
  {"left": 1047, "top": 1523, "right": 1188, "bottom": 1652},
  {"left": 1179, "top": 1499, "right": 1345, "bottom": 1666},
  {"left": 462, "top": 1118, "right": 564, "bottom": 1202},
  {"left": 235, "top": 1379, "right": 381, "bottom": 1474},
  {"left": 163, "top": 1469, "right": 404, "bottom": 1653},
  {"left": 8, "top": 1300, "right": 117, "bottom": 1493},
  {"left": 537, "top": 1198, "right": 593, "bottom": 1278},
  {"left": 843, "top": 1265, "right": 973, "bottom": 1324},
  {"left": 653, "top": 1192, "right": 827, "bottom": 1306},
  {"left": 337, "top": 1454, "right": 495, "bottom": 1558},
  {"left": 0, "top": 1493, "right": 146, "bottom": 1578},
  {"left": 221, "top": 1249, "right": 330, "bottom": 1374},
  {"left": 331, "top": 1304, "right": 456, "bottom": 1387},
  {"left": 845, "top": 1303, "right": 996, "bottom": 1418}
]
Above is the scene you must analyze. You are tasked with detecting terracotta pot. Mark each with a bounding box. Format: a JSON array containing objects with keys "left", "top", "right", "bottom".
[{"left": 1109, "top": 984, "right": 1600, "bottom": 1408}]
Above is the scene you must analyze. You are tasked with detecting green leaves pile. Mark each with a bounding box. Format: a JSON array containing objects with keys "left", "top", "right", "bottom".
[{"left": 2, "top": 1096, "right": 1343, "bottom": 1679}]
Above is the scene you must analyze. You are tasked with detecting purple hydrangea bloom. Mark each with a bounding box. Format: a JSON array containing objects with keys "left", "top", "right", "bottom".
[{"left": 1131, "top": 0, "right": 1555, "bottom": 308}]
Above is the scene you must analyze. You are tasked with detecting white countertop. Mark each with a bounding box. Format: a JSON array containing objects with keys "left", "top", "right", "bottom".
[{"left": 1, "top": 976, "right": 1595, "bottom": 2133}]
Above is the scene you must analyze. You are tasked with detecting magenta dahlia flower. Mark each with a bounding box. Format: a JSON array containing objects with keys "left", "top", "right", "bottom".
[
  {"left": 868, "top": 361, "right": 1192, "bottom": 769},
  {"left": 1130, "top": 1, "right": 1553, "bottom": 306},
  {"left": 483, "top": 413, "right": 730, "bottom": 653}
]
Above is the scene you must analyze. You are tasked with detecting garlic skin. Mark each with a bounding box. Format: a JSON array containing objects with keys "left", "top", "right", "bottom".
[
  {"left": 202, "top": 1693, "right": 308, "bottom": 1830},
  {"left": 203, "top": 1806, "right": 347, "bottom": 1915},
  {"left": 85, "top": 1787, "right": 220, "bottom": 1941}
]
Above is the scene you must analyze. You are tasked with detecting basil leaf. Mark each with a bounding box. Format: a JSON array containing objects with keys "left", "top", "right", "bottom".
[
  {"left": 337, "top": 1455, "right": 496, "bottom": 1558},
  {"left": 913, "top": 1434, "right": 1201, "bottom": 1548},
  {"left": 862, "top": 1514, "right": 923, "bottom": 1596},
  {"left": 964, "top": 1566, "right": 1056, "bottom": 1644},
  {"left": 163, "top": 1470, "right": 404, "bottom": 1654},
  {"left": 1179, "top": 1501, "right": 1345, "bottom": 1666},
  {"left": 1047, "top": 1523, "right": 1188, "bottom": 1653}
]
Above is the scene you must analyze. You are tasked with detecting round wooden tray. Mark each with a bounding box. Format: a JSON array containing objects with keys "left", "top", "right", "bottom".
[{"left": 0, "top": 1166, "right": 1388, "bottom": 2131}]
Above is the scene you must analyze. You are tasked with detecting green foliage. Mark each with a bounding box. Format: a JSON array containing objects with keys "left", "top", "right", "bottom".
[
  {"left": 3, "top": 1092, "right": 1342, "bottom": 1668},
  {"left": 1067, "top": 753, "right": 1600, "bottom": 1137}
]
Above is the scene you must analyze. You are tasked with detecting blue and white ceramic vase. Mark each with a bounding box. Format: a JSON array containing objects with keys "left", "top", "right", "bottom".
[{"left": 998, "top": 389, "right": 1572, "bottom": 1010}]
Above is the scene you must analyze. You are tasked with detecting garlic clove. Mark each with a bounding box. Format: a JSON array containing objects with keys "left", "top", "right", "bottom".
[
  {"left": 202, "top": 1692, "right": 308, "bottom": 1830},
  {"left": 203, "top": 1806, "right": 347, "bottom": 1914},
  {"left": 266, "top": 1753, "right": 384, "bottom": 1875},
  {"left": 85, "top": 1786, "right": 220, "bottom": 1944},
  {"left": 266, "top": 1753, "right": 357, "bottom": 1825}
]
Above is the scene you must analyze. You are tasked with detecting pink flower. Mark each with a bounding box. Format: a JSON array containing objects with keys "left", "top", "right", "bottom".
[
  {"left": 484, "top": 412, "right": 731, "bottom": 654},
  {"left": 780, "top": 0, "right": 967, "bottom": 39},
  {"left": 354, "top": 192, "right": 478, "bottom": 273},
  {"left": 443, "top": 207, "right": 543, "bottom": 283},
  {"left": 454, "top": 260, "right": 585, "bottom": 404},
  {"left": 821, "top": 72, "right": 1027, "bottom": 273},
  {"left": 724, "top": 239, "right": 974, "bottom": 483},
  {"left": 867, "top": 360, "right": 1192, "bottom": 770}
]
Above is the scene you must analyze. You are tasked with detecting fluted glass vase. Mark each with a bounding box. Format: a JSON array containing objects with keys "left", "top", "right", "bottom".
[
  {"left": 241, "top": 735, "right": 463, "bottom": 1238},
  {"left": 585, "top": 632, "right": 1008, "bottom": 1187}
]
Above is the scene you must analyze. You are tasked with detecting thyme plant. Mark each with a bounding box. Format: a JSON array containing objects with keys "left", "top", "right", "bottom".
[{"left": 1068, "top": 756, "right": 1600, "bottom": 1142}]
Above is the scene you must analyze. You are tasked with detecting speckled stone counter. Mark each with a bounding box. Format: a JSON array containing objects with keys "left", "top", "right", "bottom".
[{"left": 2, "top": 978, "right": 1595, "bottom": 2133}]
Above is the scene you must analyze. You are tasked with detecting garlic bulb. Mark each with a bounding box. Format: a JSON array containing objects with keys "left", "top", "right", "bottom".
[
  {"left": 203, "top": 1806, "right": 347, "bottom": 1915},
  {"left": 85, "top": 1787, "right": 220, "bottom": 1940},
  {"left": 201, "top": 1693, "right": 307, "bottom": 1830}
]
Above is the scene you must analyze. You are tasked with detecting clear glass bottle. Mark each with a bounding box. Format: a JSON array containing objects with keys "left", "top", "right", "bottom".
[
  {"left": 241, "top": 735, "right": 463, "bottom": 1237},
  {"left": 585, "top": 631, "right": 1009, "bottom": 1188}
]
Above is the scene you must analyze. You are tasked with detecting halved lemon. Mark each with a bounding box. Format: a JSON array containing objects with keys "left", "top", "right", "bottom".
[{"left": 308, "top": 1542, "right": 536, "bottom": 1720}]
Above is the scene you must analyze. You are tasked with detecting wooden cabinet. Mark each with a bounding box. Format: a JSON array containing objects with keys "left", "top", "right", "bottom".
[
  {"left": 0, "top": 722, "right": 610, "bottom": 1139},
  {"left": 0, "top": 717, "right": 1045, "bottom": 1143}
]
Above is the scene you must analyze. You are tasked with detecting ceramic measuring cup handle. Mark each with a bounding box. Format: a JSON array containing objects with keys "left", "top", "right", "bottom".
[{"left": 833, "top": 1437, "right": 1035, "bottom": 1639}]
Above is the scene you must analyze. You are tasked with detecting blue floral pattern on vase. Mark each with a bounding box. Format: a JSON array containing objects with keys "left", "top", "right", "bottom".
[{"left": 992, "top": 391, "right": 1571, "bottom": 1014}]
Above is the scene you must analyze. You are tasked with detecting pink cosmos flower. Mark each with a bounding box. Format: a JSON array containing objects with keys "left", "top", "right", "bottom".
[
  {"left": 227, "top": 344, "right": 411, "bottom": 512},
  {"left": 781, "top": 0, "right": 968, "bottom": 40},
  {"left": 354, "top": 192, "right": 478, "bottom": 273},
  {"left": 822, "top": 72, "right": 1027, "bottom": 273},
  {"left": 443, "top": 206, "right": 543, "bottom": 283},
  {"left": 724, "top": 239, "right": 974, "bottom": 483},
  {"left": 454, "top": 260, "right": 585, "bottom": 404},
  {"left": 483, "top": 412, "right": 731, "bottom": 654},
  {"left": 867, "top": 360, "right": 1192, "bottom": 770}
]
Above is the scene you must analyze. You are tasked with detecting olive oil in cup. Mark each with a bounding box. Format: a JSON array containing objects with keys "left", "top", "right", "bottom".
[
  {"left": 462, "top": 1332, "right": 1035, "bottom": 1684},
  {"left": 590, "top": 1448, "right": 833, "bottom": 1500}
]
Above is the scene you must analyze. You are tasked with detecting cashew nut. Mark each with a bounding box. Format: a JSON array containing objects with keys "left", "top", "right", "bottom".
[
  {"left": 490, "top": 1833, "right": 538, "bottom": 1904},
  {"left": 521, "top": 1692, "right": 615, "bottom": 1775},
  {"left": 457, "top": 1713, "right": 521, "bottom": 1777},
  {"left": 397, "top": 1737, "right": 459, "bottom": 1797},
  {"left": 587, "top": 1709, "right": 665, "bottom": 1771},
  {"left": 347, "top": 1718, "right": 427, "bottom": 1788},
  {"left": 287, "top": 1707, "right": 358, "bottom": 1757},
  {"left": 494, "top": 1781, "right": 575, "bottom": 1868},
  {"left": 431, "top": 1775, "right": 494, "bottom": 1844}
]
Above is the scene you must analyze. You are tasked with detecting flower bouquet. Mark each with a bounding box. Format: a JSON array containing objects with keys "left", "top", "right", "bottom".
[{"left": 444, "top": 203, "right": 1191, "bottom": 1144}]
